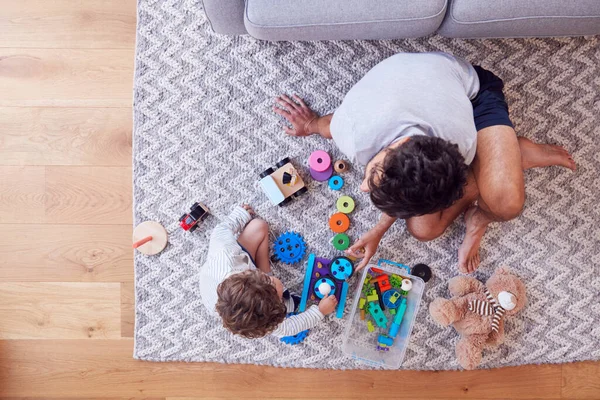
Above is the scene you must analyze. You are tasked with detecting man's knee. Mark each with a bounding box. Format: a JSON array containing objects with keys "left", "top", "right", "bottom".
[
  {"left": 486, "top": 190, "right": 525, "bottom": 221},
  {"left": 407, "top": 220, "right": 445, "bottom": 242}
]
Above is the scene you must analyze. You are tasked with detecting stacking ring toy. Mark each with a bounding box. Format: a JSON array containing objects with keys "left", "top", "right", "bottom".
[
  {"left": 328, "top": 175, "right": 344, "bottom": 191},
  {"left": 334, "top": 160, "right": 348, "bottom": 174},
  {"left": 332, "top": 233, "right": 350, "bottom": 251},
  {"left": 331, "top": 256, "right": 354, "bottom": 280},
  {"left": 314, "top": 277, "right": 336, "bottom": 299},
  {"left": 336, "top": 195, "right": 355, "bottom": 214},
  {"left": 310, "top": 165, "right": 333, "bottom": 181},
  {"left": 308, "top": 150, "right": 331, "bottom": 172},
  {"left": 329, "top": 212, "right": 350, "bottom": 233}
]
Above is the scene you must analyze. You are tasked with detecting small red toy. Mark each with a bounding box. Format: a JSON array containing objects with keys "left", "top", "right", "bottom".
[{"left": 179, "top": 202, "right": 209, "bottom": 232}]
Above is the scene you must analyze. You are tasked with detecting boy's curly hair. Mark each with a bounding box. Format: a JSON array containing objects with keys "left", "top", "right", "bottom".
[
  {"left": 216, "top": 269, "right": 287, "bottom": 338},
  {"left": 369, "top": 135, "right": 468, "bottom": 219}
]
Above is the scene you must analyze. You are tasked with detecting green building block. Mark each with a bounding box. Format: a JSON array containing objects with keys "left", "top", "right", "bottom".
[
  {"left": 367, "top": 293, "right": 378, "bottom": 303},
  {"left": 390, "top": 274, "right": 403, "bottom": 288},
  {"left": 364, "top": 274, "right": 373, "bottom": 285},
  {"left": 368, "top": 302, "right": 388, "bottom": 328},
  {"left": 367, "top": 321, "right": 375, "bottom": 332},
  {"left": 389, "top": 308, "right": 396, "bottom": 315},
  {"left": 359, "top": 298, "right": 366, "bottom": 310}
]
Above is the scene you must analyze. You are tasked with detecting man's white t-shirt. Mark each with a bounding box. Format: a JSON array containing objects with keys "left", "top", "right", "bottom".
[{"left": 330, "top": 52, "right": 480, "bottom": 166}]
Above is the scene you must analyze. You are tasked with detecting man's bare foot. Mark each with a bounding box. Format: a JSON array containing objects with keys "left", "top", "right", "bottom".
[
  {"left": 518, "top": 137, "right": 576, "bottom": 171},
  {"left": 458, "top": 206, "right": 491, "bottom": 274}
]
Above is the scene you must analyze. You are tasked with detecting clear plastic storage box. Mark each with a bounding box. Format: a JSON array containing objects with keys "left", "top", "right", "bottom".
[{"left": 342, "top": 261, "right": 425, "bottom": 369}]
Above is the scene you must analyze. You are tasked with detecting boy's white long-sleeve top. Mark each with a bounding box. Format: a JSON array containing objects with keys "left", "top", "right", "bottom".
[{"left": 199, "top": 206, "right": 324, "bottom": 338}]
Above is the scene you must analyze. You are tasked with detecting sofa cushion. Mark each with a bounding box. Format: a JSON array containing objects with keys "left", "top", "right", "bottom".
[
  {"left": 438, "top": 0, "right": 600, "bottom": 38},
  {"left": 244, "top": 0, "right": 447, "bottom": 41}
]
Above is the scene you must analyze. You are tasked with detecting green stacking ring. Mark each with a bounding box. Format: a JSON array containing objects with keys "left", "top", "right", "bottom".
[
  {"left": 336, "top": 195, "right": 355, "bottom": 214},
  {"left": 332, "top": 233, "right": 350, "bottom": 251}
]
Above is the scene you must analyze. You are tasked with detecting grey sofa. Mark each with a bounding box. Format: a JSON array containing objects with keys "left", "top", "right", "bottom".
[{"left": 202, "top": 0, "right": 600, "bottom": 41}]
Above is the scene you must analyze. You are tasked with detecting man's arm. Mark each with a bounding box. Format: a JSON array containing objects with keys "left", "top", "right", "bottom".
[
  {"left": 273, "top": 94, "right": 332, "bottom": 139},
  {"left": 346, "top": 213, "right": 397, "bottom": 271}
]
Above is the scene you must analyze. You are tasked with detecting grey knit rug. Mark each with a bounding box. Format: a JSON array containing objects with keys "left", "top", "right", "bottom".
[{"left": 132, "top": 0, "right": 600, "bottom": 369}]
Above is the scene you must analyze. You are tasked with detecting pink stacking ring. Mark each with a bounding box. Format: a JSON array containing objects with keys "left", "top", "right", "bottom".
[{"left": 308, "top": 150, "right": 331, "bottom": 172}]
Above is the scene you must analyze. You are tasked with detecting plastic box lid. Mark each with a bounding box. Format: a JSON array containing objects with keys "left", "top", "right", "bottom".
[{"left": 341, "top": 262, "right": 425, "bottom": 369}]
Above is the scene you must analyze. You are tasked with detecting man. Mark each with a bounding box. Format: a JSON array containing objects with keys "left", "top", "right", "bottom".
[{"left": 273, "top": 52, "right": 575, "bottom": 273}]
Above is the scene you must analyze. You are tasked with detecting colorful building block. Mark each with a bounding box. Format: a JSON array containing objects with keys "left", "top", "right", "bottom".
[
  {"left": 367, "top": 321, "right": 375, "bottom": 332},
  {"left": 367, "top": 293, "right": 378, "bottom": 303},
  {"left": 359, "top": 298, "right": 366, "bottom": 309},
  {"left": 368, "top": 302, "right": 388, "bottom": 328},
  {"left": 378, "top": 335, "right": 394, "bottom": 347},
  {"left": 360, "top": 309, "right": 365, "bottom": 320},
  {"left": 388, "top": 297, "right": 408, "bottom": 338}
]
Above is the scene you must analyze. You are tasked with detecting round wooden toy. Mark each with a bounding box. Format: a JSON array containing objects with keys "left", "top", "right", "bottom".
[
  {"left": 333, "top": 160, "right": 348, "bottom": 174},
  {"left": 132, "top": 221, "right": 168, "bottom": 255},
  {"left": 329, "top": 212, "right": 350, "bottom": 233},
  {"left": 337, "top": 195, "right": 355, "bottom": 214},
  {"left": 308, "top": 150, "right": 331, "bottom": 172}
]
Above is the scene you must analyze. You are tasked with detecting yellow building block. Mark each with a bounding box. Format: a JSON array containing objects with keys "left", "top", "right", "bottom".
[{"left": 367, "top": 321, "right": 375, "bottom": 332}]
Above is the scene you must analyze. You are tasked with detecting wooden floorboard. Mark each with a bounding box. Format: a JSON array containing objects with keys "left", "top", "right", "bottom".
[
  {"left": 0, "top": 0, "right": 136, "bottom": 49},
  {"left": 0, "top": 48, "right": 134, "bottom": 107},
  {"left": 0, "top": 340, "right": 563, "bottom": 399},
  {"left": 0, "top": 283, "right": 120, "bottom": 339},
  {"left": 0, "top": 224, "right": 132, "bottom": 282},
  {"left": 0, "top": 107, "right": 132, "bottom": 166},
  {"left": 0, "top": 166, "right": 45, "bottom": 223},
  {"left": 45, "top": 166, "right": 132, "bottom": 225}
]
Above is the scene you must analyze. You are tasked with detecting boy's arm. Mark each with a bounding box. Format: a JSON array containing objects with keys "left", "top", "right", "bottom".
[
  {"left": 270, "top": 305, "right": 324, "bottom": 338},
  {"left": 273, "top": 95, "right": 332, "bottom": 139},
  {"left": 207, "top": 206, "right": 252, "bottom": 255}
]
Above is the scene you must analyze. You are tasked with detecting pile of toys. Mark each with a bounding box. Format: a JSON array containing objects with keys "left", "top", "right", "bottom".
[{"left": 358, "top": 264, "right": 414, "bottom": 352}]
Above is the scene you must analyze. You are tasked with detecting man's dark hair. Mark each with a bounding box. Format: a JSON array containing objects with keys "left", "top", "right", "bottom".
[
  {"left": 216, "top": 269, "right": 286, "bottom": 339},
  {"left": 369, "top": 135, "right": 468, "bottom": 219}
]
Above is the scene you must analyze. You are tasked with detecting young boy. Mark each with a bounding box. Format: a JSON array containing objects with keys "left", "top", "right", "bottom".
[{"left": 199, "top": 204, "right": 338, "bottom": 339}]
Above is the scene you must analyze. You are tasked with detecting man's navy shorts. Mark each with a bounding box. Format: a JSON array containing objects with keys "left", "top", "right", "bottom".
[{"left": 471, "top": 65, "right": 514, "bottom": 131}]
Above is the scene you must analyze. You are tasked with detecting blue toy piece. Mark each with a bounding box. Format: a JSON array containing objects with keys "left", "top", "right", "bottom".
[
  {"left": 382, "top": 289, "right": 401, "bottom": 309},
  {"left": 328, "top": 175, "right": 344, "bottom": 191},
  {"left": 378, "top": 334, "right": 394, "bottom": 347},
  {"left": 336, "top": 281, "right": 349, "bottom": 318},
  {"left": 313, "top": 277, "right": 336, "bottom": 299},
  {"left": 280, "top": 313, "right": 309, "bottom": 345},
  {"left": 273, "top": 231, "right": 306, "bottom": 264},
  {"left": 299, "top": 253, "right": 353, "bottom": 318},
  {"left": 368, "top": 302, "right": 388, "bottom": 328},
  {"left": 377, "top": 259, "right": 411, "bottom": 275},
  {"left": 388, "top": 297, "right": 408, "bottom": 338},
  {"left": 330, "top": 256, "right": 354, "bottom": 280}
]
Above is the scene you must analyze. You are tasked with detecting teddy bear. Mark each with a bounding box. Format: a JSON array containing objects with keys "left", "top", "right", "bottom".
[{"left": 429, "top": 267, "right": 527, "bottom": 370}]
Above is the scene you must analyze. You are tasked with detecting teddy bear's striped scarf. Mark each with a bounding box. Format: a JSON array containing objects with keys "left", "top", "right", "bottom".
[{"left": 467, "top": 288, "right": 505, "bottom": 333}]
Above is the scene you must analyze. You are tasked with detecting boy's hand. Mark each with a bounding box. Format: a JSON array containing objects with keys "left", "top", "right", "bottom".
[
  {"left": 318, "top": 294, "right": 338, "bottom": 315},
  {"left": 242, "top": 204, "right": 255, "bottom": 216}
]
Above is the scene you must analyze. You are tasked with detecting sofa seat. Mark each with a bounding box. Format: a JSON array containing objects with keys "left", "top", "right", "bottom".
[
  {"left": 244, "top": 0, "right": 447, "bottom": 41},
  {"left": 439, "top": 0, "right": 600, "bottom": 38}
]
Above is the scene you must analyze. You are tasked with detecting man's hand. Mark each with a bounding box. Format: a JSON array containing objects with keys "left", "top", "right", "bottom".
[
  {"left": 345, "top": 227, "right": 385, "bottom": 271},
  {"left": 273, "top": 94, "right": 318, "bottom": 137},
  {"left": 318, "top": 294, "right": 338, "bottom": 315},
  {"left": 346, "top": 214, "right": 398, "bottom": 271}
]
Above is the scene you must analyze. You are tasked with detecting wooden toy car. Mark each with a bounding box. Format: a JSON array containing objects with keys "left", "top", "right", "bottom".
[
  {"left": 179, "top": 202, "right": 209, "bottom": 232},
  {"left": 259, "top": 157, "right": 307, "bottom": 206}
]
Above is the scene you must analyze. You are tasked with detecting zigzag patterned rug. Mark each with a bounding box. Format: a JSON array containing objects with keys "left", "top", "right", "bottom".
[{"left": 133, "top": 0, "right": 600, "bottom": 369}]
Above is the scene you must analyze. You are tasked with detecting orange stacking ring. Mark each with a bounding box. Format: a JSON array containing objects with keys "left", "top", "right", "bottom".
[{"left": 329, "top": 212, "right": 350, "bottom": 233}]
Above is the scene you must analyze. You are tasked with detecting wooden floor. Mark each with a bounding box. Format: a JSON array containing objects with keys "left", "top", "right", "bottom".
[{"left": 1, "top": 1, "right": 599, "bottom": 399}]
